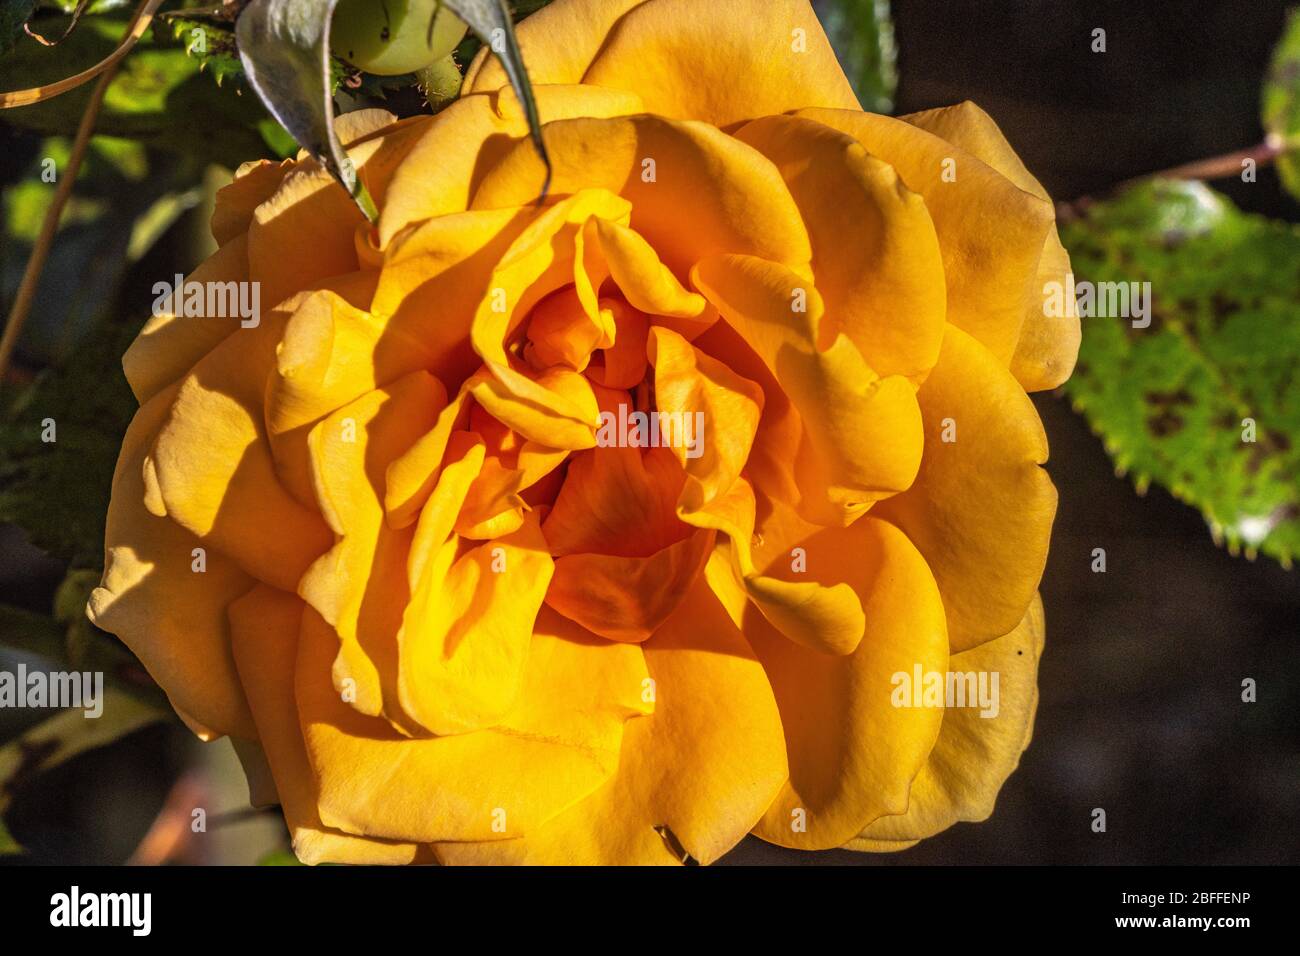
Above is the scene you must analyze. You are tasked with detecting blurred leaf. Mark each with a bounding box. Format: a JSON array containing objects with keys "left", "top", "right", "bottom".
[
  {"left": 0, "top": 686, "right": 166, "bottom": 817},
  {"left": 0, "top": 318, "right": 138, "bottom": 565},
  {"left": 1262, "top": 7, "right": 1300, "bottom": 199},
  {"left": 2, "top": 135, "right": 204, "bottom": 364},
  {"left": 813, "top": 0, "right": 895, "bottom": 114},
  {"left": 1, "top": 0, "right": 38, "bottom": 55},
  {"left": 1062, "top": 179, "right": 1300, "bottom": 565},
  {"left": 0, "top": 601, "right": 64, "bottom": 661},
  {"left": 0, "top": 813, "right": 19, "bottom": 854},
  {"left": 0, "top": 14, "right": 272, "bottom": 165}
]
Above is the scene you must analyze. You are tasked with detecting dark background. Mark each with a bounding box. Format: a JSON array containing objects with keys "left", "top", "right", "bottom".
[{"left": 3, "top": 0, "right": 1298, "bottom": 864}]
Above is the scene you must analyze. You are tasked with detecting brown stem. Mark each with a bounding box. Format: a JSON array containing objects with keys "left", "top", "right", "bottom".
[
  {"left": 1116, "top": 137, "right": 1284, "bottom": 189},
  {"left": 1059, "top": 137, "right": 1286, "bottom": 219}
]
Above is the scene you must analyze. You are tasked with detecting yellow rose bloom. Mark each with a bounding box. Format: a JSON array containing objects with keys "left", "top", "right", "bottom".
[{"left": 89, "top": 0, "right": 1079, "bottom": 864}]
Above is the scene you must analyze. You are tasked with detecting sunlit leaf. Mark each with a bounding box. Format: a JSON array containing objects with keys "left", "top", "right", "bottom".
[{"left": 1062, "top": 179, "right": 1300, "bottom": 565}]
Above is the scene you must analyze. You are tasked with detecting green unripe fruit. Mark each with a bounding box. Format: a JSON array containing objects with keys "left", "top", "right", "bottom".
[{"left": 331, "top": 0, "right": 469, "bottom": 76}]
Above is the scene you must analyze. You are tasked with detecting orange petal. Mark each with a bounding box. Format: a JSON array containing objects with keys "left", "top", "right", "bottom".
[
  {"left": 874, "top": 326, "right": 1056, "bottom": 651},
  {"left": 88, "top": 386, "right": 256, "bottom": 739},
  {"left": 853, "top": 594, "right": 1044, "bottom": 848},
  {"left": 733, "top": 517, "right": 949, "bottom": 849},
  {"left": 472, "top": 115, "right": 812, "bottom": 277},
  {"left": 579, "top": 0, "right": 859, "bottom": 127},
  {"left": 435, "top": 579, "right": 786, "bottom": 865},
  {"left": 648, "top": 325, "right": 763, "bottom": 514},
  {"left": 545, "top": 529, "right": 715, "bottom": 643},
  {"left": 691, "top": 253, "right": 923, "bottom": 524},
  {"left": 297, "top": 604, "right": 650, "bottom": 843},
  {"left": 229, "top": 585, "right": 426, "bottom": 864},
  {"left": 735, "top": 114, "right": 946, "bottom": 384},
  {"left": 898, "top": 101, "right": 1078, "bottom": 390},
  {"left": 149, "top": 314, "right": 333, "bottom": 592},
  {"left": 798, "top": 107, "right": 1054, "bottom": 368}
]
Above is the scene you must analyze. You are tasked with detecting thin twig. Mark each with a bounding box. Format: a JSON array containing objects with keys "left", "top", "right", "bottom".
[
  {"left": 1058, "top": 136, "right": 1287, "bottom": 220},
  {"left": 0, "top": 2, "right": 159, "bottom": 380}
]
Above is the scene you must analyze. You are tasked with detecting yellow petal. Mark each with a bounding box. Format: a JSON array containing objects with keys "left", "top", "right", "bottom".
[
  {"left": 88, "top": 386, "right": 256, "bottom": 739},
  {"left": 649, "top": 325, "right": 763, "bottom": 514},
  {"left": 435, "top": 579, "right": 787, "bottom": 865},
  {"left": 734, "top": 114, "right": 946, "bottom": 384},
  {"left": 150, "top": 313, "right": 333, "bottom": 592},
  {"left": 298, "top": 604, "right": 649, "bottom": 843},
  {"left": 737, "top": 516, "right": 949, "bottom": 849},
  {"left": 874, "top": 326, "right": 1056, "bottom": 651},
  {"left": 383, "top": 386, "right": 474, "bottom": 528},
  {"left": 211, "top": 160, "right": 290, "bottom": 247},
  {"left": 469, "top": 189, "right": 632, "bottom": 371},
  {"left": 122, "top": 235, "right": 250, "bottom": 404},
  {"left": 545, "top": 530, "right": 714, "bottom": 644},
  {"left": 297, "top": 372, "right": 446, "bottom": 726},
  {"left": 468, "top": 362, "right": 600, "bottom": 451},
  {"left": 853, "top": 594, "right": 1044, "bottom": 847},
  {"left": 579, "top": 0, "right": 860, "bottom": 127},
  {"left": 798, "top": 107, "right": 1054, "bottom": 368},
  {"left": 378, "top": 84, "right": 644, "bottom": 245},
  {"left": 472, "top": 115, "right": 812, "bottom": 277},
  {"left": 590, "top": 218, "right": 707, "bottom": 320},
  {"left": 247, "top": 165, "right": 363, "bottom": 312},
  {"left": 396, "top": 512, "right": 554, "bottom": 736},
  {"left": 1011, "top": 228, "right": 1079, "bottom": 391},
  {"left": 464, "top": 0, "right": 644, "bottom": 91},
  {"left": 691, "top": 253, "right": 923, "bottom": 523},
  {"left": 898, "top": 101, "right": 1078, "bottom": 391},
  {"left": 229, "top": 584, "right": 426, "bottom": 864}
]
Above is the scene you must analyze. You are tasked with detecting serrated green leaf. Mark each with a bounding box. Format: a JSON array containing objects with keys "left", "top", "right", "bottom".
[
  {"left": 1262, "top": 7, "right": 1300, "bottom": 200},
  {"left": 1062, "top": 179, "right": 1300, "bottom": 566},
  {"left": 813, "top": 0, "right": 895, "bottom": 114}
]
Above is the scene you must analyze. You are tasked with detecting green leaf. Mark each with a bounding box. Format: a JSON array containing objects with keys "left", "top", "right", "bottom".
[
  {"left": 235, "top": 0, "right": 378, "bottom": 219},
  {"left": 0, "top": 318, "right": 139, "bottom": 565},
  {"left": 1062, "top": 179, "right": 1300, "bottom": 566},
  {"left": 813, "top": 0, "right": 896, "bottom": 114},
  {"left": 1262, "top": 7, "right": 1300, "bottom": 200}
]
